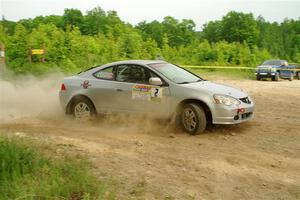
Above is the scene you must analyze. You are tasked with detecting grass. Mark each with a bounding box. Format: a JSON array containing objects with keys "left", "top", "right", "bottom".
[
  {"left": 183, "top": 66, "right": 256, "bottom": 80},
  {"left": 0, "top": 136, "right": 115, "bottom": 200}
]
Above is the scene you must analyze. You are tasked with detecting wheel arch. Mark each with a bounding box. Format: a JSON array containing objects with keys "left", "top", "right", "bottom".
[
  {"left": 176, "top": 99, "right": 213, "bottom": 123},
  {"left": 66, "top": 94, "right": 96, "bottom": 115}
]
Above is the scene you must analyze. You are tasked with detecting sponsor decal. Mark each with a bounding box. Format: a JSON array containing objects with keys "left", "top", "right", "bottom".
[
  {"left": 132, "top": 84, "right": 163, "bottom": 102},
  {"left": 81, "top": 80, "right": 91, "bottom": 89}
]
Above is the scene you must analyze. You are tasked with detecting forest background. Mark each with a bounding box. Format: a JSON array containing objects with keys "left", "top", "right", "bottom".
[{"left": 0, "top": 6, "right": 299, "bottom": 74}]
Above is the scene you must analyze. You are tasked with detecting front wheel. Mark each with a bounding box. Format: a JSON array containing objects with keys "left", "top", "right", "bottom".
[
  {"left": 297, "top": 73, "right": 300, "bottom": 80},
  {"left": 181, "top": 103, "right": 207, "bottom": 135},
  {"left": 272, "top": 72, "right": 279, "bottom": 81},
  {"left": 72, "top": 96, "right": 96, "bottom": 120},
  {"left": 289, "top": 73, "right": 293, "bottom": 81}
]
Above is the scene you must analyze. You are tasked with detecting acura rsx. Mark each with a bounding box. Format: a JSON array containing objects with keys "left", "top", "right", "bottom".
[{"left": 59, "top": 60, "right": 254, "bottom": 135}]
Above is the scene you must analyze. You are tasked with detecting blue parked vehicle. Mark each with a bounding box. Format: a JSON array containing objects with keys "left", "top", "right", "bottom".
[
  {"left": 289, "top": 63, "right": 300, "bottom": 80},
  {"left": 255, "top": 60, "right": 295, "bottom": 81}
]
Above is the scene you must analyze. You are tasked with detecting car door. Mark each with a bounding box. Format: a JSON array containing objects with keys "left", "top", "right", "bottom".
[
  {"left": 91, "top": 64, "right": 148, "bottom": 113},
  {"left": 89, "top": 65, "right": 126, "bottom": 113},
  {"left": 114, "top": 64, "right": 171, "bottom": 118}
]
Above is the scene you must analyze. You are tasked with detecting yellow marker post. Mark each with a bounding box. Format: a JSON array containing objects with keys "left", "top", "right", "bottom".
[
  {"left": 29, "top": 47, "right": 46, "bottom": 63},
  {"left": 31, "top": 49, "right": 45, "bottom": 55}
]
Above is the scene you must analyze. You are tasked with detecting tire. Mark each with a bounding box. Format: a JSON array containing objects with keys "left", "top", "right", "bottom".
[
  {"left": 181, "top": 103, "right": 207, "bottom": 135},
  {"left": 272, "top": 72, "right": 279, "bottom": 81},
  {"left": 72, "top": 96, "right": 96, "bottom": 120},
  {"left": 298, "top": 73, "right": 300, "bottom": 80},
  {"left": 289, "top": 73, "right": 293, "bottom": 81},
  {"left": 256, "top": 75, "right": 261, "bottom": 81}
]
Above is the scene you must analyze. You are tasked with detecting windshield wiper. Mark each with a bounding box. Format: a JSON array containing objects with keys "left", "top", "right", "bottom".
[
  {"left": 178, "top": 81, "right": 191, "bottom": 84},
  {"left": 178, "top": 79, "right": 203, "bottom": 84}
]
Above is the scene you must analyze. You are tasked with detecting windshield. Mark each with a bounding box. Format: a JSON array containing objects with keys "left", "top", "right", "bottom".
[
  {"left": 148, "top": 63, "right": 202, "bottom": 84},
  {"left": 262, "top": 60, "right": 286, "bottom": 66}
]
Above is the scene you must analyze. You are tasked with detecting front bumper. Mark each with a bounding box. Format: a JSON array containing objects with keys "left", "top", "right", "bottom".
[
  {"left": 255, "top": 72, "right": 276, "bottom": 78},
  {"left": 212, "top": 101, "right": 254, "bottom": 124}
]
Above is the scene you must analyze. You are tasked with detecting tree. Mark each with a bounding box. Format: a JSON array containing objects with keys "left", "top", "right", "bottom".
[
  {"left": 6, "top": 24, "right": 28, "bottom": 71},
  {"left": 202, "top": 21, "right": 222, "bottom": 43},
  {"left": 82, "top": 6, "right": 107, "bottom": 35},
  {"left": 0, "top": 24, "right": 7, "bottom": 44},
  {"left": 0, "top": 7, "right": 299, "bottom": 74},
  {"left": 62, "top": 9, "right": 83, "bottom": 31},
  {"left": 136, "top": 20, "right": 164, "bottom": 48},
  {"left": 0, "top": 16, "right": 16, "bottom": 35}
]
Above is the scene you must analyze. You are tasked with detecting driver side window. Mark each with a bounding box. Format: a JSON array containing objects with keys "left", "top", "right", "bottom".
[{"left": 116, "top": 65, "right": 154, "bottom": 84}]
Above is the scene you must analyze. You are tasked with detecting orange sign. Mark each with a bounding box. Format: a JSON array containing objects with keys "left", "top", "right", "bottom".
[{"left": 31, "top": 49, "right": 44, "bottom": 55}]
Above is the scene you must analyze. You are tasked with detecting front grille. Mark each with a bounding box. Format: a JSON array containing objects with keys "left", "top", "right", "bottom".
[
  {"left": 240, "top": 97, "right": 251, "bottom": 104},
  {"left": 257, "top": 68, "right": 270, "bottom": 73}
]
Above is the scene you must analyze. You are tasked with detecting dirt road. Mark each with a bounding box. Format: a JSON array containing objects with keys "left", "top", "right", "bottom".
[{"left": 0, "top": 78, "right": 299, "bottom": 200}]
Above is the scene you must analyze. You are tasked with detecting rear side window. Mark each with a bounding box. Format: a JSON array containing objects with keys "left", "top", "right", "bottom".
[{"left": 94, "top": 67, "right": 114, "bottom": 80}]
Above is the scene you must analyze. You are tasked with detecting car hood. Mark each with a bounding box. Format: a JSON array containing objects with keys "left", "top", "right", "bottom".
[{"left": 182, "top": 81, "right": 247, "bottom": 98}]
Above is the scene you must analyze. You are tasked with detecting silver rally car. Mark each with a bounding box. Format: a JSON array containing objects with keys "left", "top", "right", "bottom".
[{"left": 59, "top": 60, "right": 254, "bottom": 134}]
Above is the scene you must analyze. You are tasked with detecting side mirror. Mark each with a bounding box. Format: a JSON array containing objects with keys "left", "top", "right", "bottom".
[{"left": 149, "top": 77, "right": 163, "bottom": 86}]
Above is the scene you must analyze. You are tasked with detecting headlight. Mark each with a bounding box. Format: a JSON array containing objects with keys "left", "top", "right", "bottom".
[{"left": 213, "top": 94, "right": 241, "bottom": 106}]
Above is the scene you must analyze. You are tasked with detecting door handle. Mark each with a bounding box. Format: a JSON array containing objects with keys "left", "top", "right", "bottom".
[{"left": 116, "top": 88, "right": 123, "bottom": 92}]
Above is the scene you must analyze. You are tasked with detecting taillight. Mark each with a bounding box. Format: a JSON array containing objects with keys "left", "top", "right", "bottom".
[{"left": 61, "top": 83, "right": 66, "bottom": 91}]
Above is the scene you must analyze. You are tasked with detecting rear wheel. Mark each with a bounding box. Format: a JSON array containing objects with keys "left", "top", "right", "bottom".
[
  {"left": 72, "top": 96, "right": 96, "bottom": 120},
  {"left": 181, "top": 103, "right": 207, "bottom": 135}
]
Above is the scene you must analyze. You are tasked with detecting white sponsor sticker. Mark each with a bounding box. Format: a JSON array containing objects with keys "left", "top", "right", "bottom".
[
  {"left": 132, "top": 85, "right": 151, "bottom": 101},
  {"left": 132, "top": 85, "right": 163, "bottom": 102}
]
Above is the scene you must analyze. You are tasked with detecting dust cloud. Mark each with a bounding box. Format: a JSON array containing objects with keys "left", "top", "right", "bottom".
[
  {"left": 0, "top": 72, "right": 169, "bottom": 135},
  {"left": 0, "top": 72, "right": 65, "bottom": 122}
]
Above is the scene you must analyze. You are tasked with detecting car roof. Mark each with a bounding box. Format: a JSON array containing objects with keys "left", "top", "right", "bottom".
[
  {"left": 78, "top": 60, "right": 167, "bottom": 76},
  {"left": 105, "top": 60, "right": 167, "bottom": 66}
]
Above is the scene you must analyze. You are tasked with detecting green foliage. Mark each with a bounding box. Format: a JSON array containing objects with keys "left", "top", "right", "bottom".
[
  {"left": 221, "top": 12, "right": 259, "bottom": 47},
  {"left": 203, "top": 11, "right": 300, "bottom": 62},
  {"left": 5, "top": 24, "right": 28, "bottom": 69},
  {"left": 82, "top": 7, "right": 107, "bottom": 35},
  {"left": 0, "top": 136, "right": 114, "bottom": 199},
  {"left": 0, "top": 7, "right": 298, "bottom": 75},
  {"left": 63, "top": 9, "right": 84, "bottom": 31},
  {"left": 136, "top": 16, "right": 196, "bottom": 48}
]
